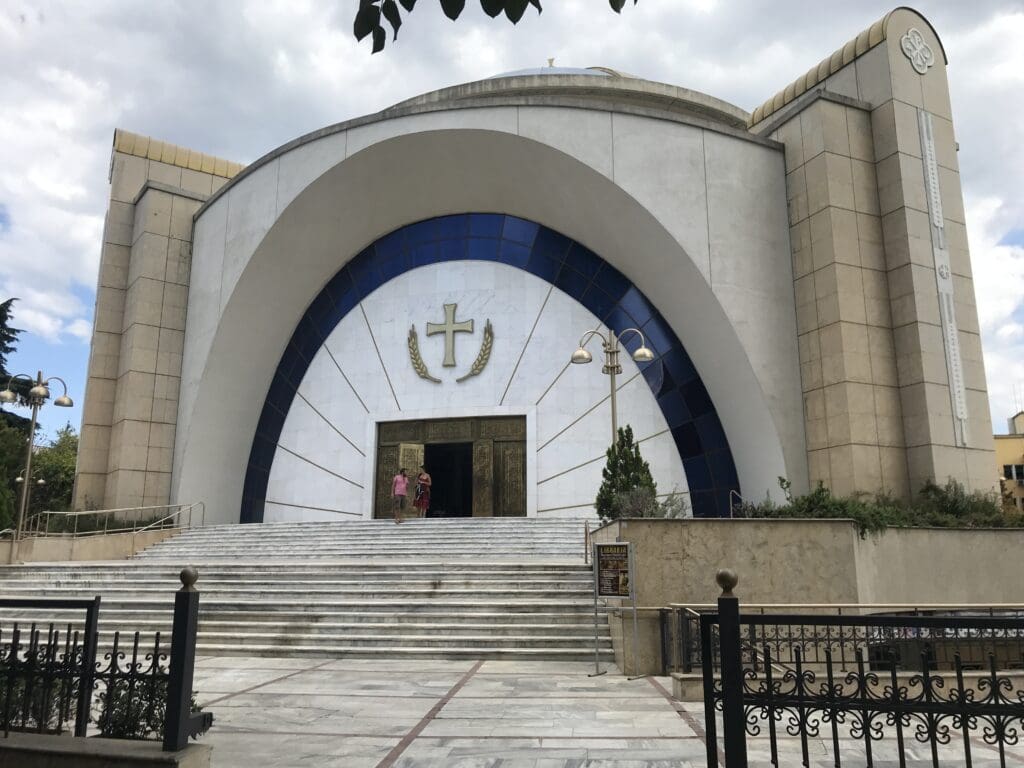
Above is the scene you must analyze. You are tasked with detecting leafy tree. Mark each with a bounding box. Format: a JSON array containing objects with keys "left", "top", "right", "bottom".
[
  {"left": 0, "top": 419, "right": 26, "bottom": 530},
  {"left": 595, "top": 424, "right": 657, "bottom": 522},
  {"left": 0, "top": 298, "right": 30, "bottom": 432},
  {"left": 0, "top": 298, "right": 19, "bottom": 374},
  {"left": 354, "top": 0, "right": 639, "bottom": 53},
  {"left": 29, "top": 423, "right": 78, "bottom": 515}
]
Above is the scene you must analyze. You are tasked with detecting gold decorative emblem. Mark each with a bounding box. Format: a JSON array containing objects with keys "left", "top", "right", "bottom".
[
  {"left": 426, "top": 303, "right": 473, "bottom": 367},
  {"left": 407, "top": 326, "right": 441, "bottom": 383},
  {"left": 457, "top": 320, "right": 494, "bottom": 383},
  {"left": 409, "top": 303, "right": 493, "bottom": 384}
]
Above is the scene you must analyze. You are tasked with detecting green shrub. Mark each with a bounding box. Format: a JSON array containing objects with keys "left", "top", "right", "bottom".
[
  {"left": 0, "top": 652, "right": 75, "bottom": 734},
  {"left": 612, "top": 487, "right": 690, "bottom": 519},
  {"left": 738, "top": 478, "right": 1024, "bottom": 538},
  {"left": 98, "top": 677, "right": 168, "bottom": 740}
]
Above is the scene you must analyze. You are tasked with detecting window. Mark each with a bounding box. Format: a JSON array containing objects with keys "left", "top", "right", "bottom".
[{"left": 1004, "top": 465, "right": 1024, "bottom": 486}]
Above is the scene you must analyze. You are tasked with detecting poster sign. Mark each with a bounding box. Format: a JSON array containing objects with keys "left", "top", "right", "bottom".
[{"left": 595, "top": 543, "right": 632, "bottom": 598}]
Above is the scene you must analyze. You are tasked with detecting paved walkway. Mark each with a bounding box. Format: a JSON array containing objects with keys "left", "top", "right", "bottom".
[
  {"left": 194, "top": 657, "right": 706, "bottom": 767},
  {"left": 194, "top": 656, "right": 1024, "bottom": 766}
]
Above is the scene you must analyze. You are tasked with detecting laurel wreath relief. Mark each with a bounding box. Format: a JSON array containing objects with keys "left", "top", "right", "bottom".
[
  {"left": 456, "top": 320, "right": 494, "bottom": 383},
  {"left": 407, "top": 320, "right": 493, "bottom": 384},
  {"left": 407, "top": 326, "right": 441, "bottom": 383}
]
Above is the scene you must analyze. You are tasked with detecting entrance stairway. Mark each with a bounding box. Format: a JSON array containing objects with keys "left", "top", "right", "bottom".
[{"left": 0, "top": 518, "right": 612, "bottom": 661}]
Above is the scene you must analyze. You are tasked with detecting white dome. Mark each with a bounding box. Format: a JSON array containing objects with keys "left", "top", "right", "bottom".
[{"left": 488, "top": 66, "right": 616, "bottom": 79}]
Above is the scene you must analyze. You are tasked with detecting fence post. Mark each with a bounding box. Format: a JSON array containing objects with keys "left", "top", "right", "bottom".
[
  {"left": 163, "top": 567, "right": 213, "bottom": 751},
  {"left": 74, "top": 596, "right": 100, "bottom": 737},
  {"left": 716, "top": 568, "right": 748, "bottom": 768}
]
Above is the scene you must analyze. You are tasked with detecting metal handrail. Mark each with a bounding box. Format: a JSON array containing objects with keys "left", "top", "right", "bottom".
[
  {"left": 727, "top": 490, "right": 743, "bottom": 518},
  {"left": 15, "top": 502, "right": 206, "bottom": 540},
  {"left": 137, "top": 503, "right": 206, "bottom": 535}
]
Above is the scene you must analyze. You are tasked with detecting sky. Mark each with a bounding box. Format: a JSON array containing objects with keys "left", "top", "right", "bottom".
[{"left": 0, "top": 0, "right": 1022, "bottom": 442}]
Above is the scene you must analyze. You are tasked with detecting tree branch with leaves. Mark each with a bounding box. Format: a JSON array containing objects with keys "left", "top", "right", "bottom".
[{"left": 354, "top": 0, "right": 638, "bottom": 53}]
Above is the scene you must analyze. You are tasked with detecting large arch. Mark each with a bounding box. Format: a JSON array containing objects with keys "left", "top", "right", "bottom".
[
  {"left": 174, "top": 128, "right": 796, "bottom": 524},
  {"left": 244, "top": 214, "right": 738, "bottom": 521}
]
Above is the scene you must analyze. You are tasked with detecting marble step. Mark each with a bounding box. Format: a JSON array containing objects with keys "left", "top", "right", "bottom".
[
  {"left": 0, "top": 563, "right": 592, "bottom": 575},
  {"left": 0, "top": 579, "right": 593, "bottom": 592},
  {"left": 139, "top": 540, "right": 583, "bottom": 548},
  {"left": 0, "top": 518, "right": 607, "bottom": 661},
  {"left": 191, "top": 632, "right": 612, "bottom": 649},
  {"left": 0, "top": 575, "right": 593, "bottom": 587},
  {"left": 0, "top": 609, "right": 601, "bottom": 626},
  {"left": 158, "top": 527, "right": 585, "bottom": 537},
  {"left": 179, "top": 645, "right": 616, "bottom": 661},
  {"left": 163, "top": 520, "right": 586, "bottom": 531},
  {"left": 139, "top": 547, "right": 584, "bottom": 556},
  {"left": 0, "top": 599, "right": 599, "bottom": 614},
  {"left": 0, "top": 617, "right": 606, "bottom": 635},
  {"left": 7, "top": 624, "right": 612, "bottom": 648},
  {"left": 0, "top": 586, "right": 594, "bottom": 602},
  {"left": 0, "top": 573, "right": 592, "bottom": 586}
]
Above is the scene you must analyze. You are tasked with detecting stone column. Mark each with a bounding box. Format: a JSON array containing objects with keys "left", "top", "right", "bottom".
[
  {"left": 752, "top": 8, "right": 994, "bottom": 498},
  {"left": 74, "top": 130, "right": 242, "bottom": 510},
  {"left": 772, "top": 97, "right": 906, "bottom": 497}
]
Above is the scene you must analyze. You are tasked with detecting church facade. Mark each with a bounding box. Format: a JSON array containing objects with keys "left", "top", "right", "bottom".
[{"left": 73, "top": 7, "right": 995, "bottom": 525}]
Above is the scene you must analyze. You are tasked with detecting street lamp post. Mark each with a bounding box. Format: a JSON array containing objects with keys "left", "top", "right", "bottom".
[
  {"left": 14, "top": 469, "right": 47, "bottom": 537},
  {"left": 0, "top": 371, "right": 73, "bottom": 543},
  {"left": 570, "top": 328, "right": 655, "bottom": 444}
]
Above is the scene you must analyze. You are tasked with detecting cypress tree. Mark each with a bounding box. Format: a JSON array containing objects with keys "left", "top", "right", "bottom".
[{"left": 595, "top": 425, "right": 657, "bottom": 522}]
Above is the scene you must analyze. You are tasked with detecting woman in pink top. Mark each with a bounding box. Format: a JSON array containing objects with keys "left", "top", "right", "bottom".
[
  {"left": 391, "top": 468, "right": 409, "bottom": 524},
  {"left": 412, "top": 465, "right": 432, "bottom": 516}
]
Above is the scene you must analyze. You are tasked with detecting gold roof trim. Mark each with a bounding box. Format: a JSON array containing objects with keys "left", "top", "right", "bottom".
[
  {"left": 748, "top": 7, "right": 946, "bottom": 127},
  {"left": 113, "top": 129, "right": 245, "bottom": 179}
]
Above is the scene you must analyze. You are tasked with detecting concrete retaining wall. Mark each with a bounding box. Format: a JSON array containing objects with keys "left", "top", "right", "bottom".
[
  {"left": 592, "top": 518, "right": 1024, "bottom": 674},
  {"left": 1, "top": 528, "right": 178, "bottom": 564}
]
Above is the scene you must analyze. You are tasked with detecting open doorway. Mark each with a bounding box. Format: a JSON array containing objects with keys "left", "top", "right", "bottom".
[
  {"left": 374, "top": 416, "right": 526, "bottom": 518},
  {"left": 423, "top": 442, "right": 473, "bottom": 517}
]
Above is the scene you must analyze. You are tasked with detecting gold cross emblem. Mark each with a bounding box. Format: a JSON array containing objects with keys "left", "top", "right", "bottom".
[{"left": 426, "top": 303, "right": 473, "bottom": 367}]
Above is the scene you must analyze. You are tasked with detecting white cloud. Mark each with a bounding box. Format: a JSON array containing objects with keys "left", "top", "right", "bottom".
[
  {"left": 996, "top": 323, "right": 1024, "bottom": 341},
  {"left": 65, "top": 318, "right": 93, "bottom": 343},
  {"left": 967, "top": 196, "right": 1024, "bottom": 429}
]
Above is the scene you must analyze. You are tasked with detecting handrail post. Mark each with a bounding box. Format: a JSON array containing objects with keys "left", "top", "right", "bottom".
[
  {"left": 681, "top": 609, "right": 693, "bottom": 673},
  {"left": 164, "top": 567, "right": 212, "bottom": 751},
  {"left": 584, "top": 520, "right": 590, "bottom": 565},
  {"left": 716, "top": 569, "right": 748, "bottom": 767}
]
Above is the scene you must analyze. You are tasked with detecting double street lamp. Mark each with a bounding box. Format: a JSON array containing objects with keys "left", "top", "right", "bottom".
[
  {"left": 571, "top": 328, "right": 654, "bottom": 445},
  {"left": 0, "top": 371, "right": 73, "bottom": 542}
]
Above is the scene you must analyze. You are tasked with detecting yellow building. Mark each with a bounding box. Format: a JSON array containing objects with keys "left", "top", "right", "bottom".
[{"left": 995, "top": 412, "right": 1024, "bottom": 511}]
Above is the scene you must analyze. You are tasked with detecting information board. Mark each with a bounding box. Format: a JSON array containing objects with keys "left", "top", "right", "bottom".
[{"left": 595, "top": 543, "right": 632, "bottom": 598}]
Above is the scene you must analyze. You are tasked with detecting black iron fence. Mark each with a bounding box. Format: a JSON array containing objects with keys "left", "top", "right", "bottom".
[
  {"left": 0, "top": 567, "right": 212, "bottom": 751},
  {"left": 661, "top": 602, "right": 1024, "bottom": 677},
  {"left": 701, "top": 571, "right": 1024, "bottom": 768},
  {"left": 0, "top": 597, "right": 98, "bottom": 737}
]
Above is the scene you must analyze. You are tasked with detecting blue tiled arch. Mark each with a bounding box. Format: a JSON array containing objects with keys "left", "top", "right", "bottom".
[{"left": 242, "top": 214, "right": 740, "bottom": 522}]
